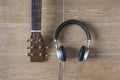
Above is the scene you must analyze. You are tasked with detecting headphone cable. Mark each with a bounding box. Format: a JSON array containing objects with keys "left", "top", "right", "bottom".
[{"left": 58, "top": 62, "right": 62, "bottom": 80}]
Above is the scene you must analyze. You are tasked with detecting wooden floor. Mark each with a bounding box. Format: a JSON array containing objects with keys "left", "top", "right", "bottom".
[{"left": 0, "top": 0, "right": 120, "bottom": 80}]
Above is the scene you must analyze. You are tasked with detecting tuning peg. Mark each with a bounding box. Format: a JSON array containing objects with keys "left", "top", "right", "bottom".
[
  {"left": 31, "top": 39, "right": 36, "bottom": 42},
  {"left": 27, "top": 46, "right": 30, "bottom": 49},
  {"left": 45, "top": 46, "right": 49, "bottom": 49},
  {"left": 27, "top": 46, "right": 34, "bottom": 49},
  {"left": 31, "top": 39, "right": 33, "bottom": 42},
  {"left": 39, "top": 53, "right": 42, "bottom": 56},
  {"left": 45, "top": 54, "right": 48, "bottom": 57},
  {"left": 38, "top": 39, "right": 41, "bottom": 42},
  {"left": 26, "top": 39, "right": 30, "bottom": 42},
  {"left": 27, "top": 52, "right": 31, "bottom": 56},
  {"left": 31, "top": 46, "right": 34, "bottom": 49},
  {"left": 27, "top": 53, "right": 34, "bottom": 56},
  {"left": 39, "top": 46, "right": 42, "bottom": 49}
]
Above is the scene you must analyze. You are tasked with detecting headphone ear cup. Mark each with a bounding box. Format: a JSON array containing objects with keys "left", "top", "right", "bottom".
[
  {"left": 57, "top": 46, "right": 66, "bottom": 61},
  {"left": 60, "top": 46, "right": 66, "bottom": 61},
  {"left": 78, "top": 46, "right": 86, "bottom": 61}
]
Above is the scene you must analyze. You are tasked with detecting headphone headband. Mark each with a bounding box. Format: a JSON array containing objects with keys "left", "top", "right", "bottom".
[{"left": 54, "top": 19, "right": 91, "bottom": 41}]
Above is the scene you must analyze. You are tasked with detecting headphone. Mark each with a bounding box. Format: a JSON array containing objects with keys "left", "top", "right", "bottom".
[{"left": 54, "top": 19, "right": 91, "bottom": 62}]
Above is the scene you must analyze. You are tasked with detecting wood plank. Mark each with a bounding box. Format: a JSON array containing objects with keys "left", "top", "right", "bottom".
[{"left": 0, "top": 0, "right": 120, "bottom": 80}]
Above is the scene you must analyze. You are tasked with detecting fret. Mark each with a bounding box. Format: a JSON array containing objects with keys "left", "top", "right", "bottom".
[
  {"left": 31, "top": 0, "right": 42, "bottom": 30},
  {"left": 32, "top": 17, "right": 41, "bottom": 24},
  {"left": 32, "top": 10, "right": 41, "bottom": 11},
  {"left": 32, "top": 23, "right": 41, "bottom": 30},
  {"left": 32, "top": 3, "right": 41, "bottom": 5},
  {"left": 32, "top": 15, "right": 41, "bottom": 18},
  {"left": 32, "top": 11, "right": 41, "bottom": 17},
  {"left": 32, "top": 0, "right": 41, "bottom": 4},
  {"left": 32, "top": 5, "right": 41, "bottom": 10}
]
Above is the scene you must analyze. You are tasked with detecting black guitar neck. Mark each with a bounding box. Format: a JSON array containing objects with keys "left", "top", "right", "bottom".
[{"left": 31, "top": 0, "right": 42, "bottom": 30}]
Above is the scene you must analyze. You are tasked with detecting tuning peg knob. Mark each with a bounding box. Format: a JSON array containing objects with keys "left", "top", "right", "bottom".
[
  {"left": 27, "top": 46, "right": 30, "bottom": 49},
  {"left": 39, "top": 46, "right": 42, "bottom": 49},
  {"left": 45, "top": 46, "right": 49, "bottom": 49},
  {"left": 27, "top": 46, "right": 34, "bottom": 49},
  {"left": 31, "top": 39, "right": 33, "bottom": 42},
  {"left": 38, "top": 39, "right": 41, "bottom": 42},
  {"left": 27, "top": 53, "right": 34, "bottom": 56},
  {"left": 45, "top": 54, "right": 48, "bottom": 57},
  {"left": 27, "top": 52, "right": 31, "bottom": 56},
  {"left": 26, "top": 39, "right": 30, "bottom": 42},
  {"left": 30, "top": 46, "right": 34, "bottom": 49},
  {"left": 39, "top": 53, "right": 42, "bottom": 56},
  {"left": 44, "top": 39, "right": 48, "bottom": 42}
]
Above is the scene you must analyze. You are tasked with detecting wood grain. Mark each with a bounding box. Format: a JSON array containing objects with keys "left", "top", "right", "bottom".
[{"left": 0, "top": 0, "right": 120, "bottom": 80}]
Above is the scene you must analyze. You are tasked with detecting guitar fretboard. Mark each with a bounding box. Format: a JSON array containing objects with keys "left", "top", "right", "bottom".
[{"left": 31, "top": 0, "right": 42, "bottom": 30}]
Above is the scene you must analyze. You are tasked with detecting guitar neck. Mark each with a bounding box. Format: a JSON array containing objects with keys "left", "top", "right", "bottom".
[
  {"left": 31, "top": 0, "right": 42, "bottom": 31},
  {"left": 27, "top": 0, "right": 48, "bottom": 62}
]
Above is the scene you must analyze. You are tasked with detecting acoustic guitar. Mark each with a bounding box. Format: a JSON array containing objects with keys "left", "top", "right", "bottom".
[{"left": 27, "top": 0, "right": 48, "bottom": 62}]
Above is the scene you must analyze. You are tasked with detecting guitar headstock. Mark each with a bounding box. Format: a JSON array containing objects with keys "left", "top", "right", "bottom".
[{"left": 27, "top": 32, "right": 48, "bottom": 62}]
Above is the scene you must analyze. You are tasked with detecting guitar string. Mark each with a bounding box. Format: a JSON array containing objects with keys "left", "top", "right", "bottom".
[
  {"left": 36, "top": 0, "right": 38, "bottom": 28},
  {"left": 33, "top": 0, "right": 38, "bottom": 40},
  {"left": 40, "top": 0, "right": 41, "bottom": 30},
  {"left": 37, "top": 0, "right": 39, "bottom": 41},
  {"left": 37, "top": 0, "right": 41, "bottom": 30},
  {"left": 35, "top": 0, "right": 37, "bottom": 29},
  {"left": 37, "top": 0, "right": 38, "bottom": 29}
]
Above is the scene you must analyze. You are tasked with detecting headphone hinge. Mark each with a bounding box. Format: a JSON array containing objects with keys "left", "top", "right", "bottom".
[
  {"left": 54, "top": 39, "right": 58, "bottom": 49},
  {"left": 87, "top": 40, "right": 91, "bottom": 48}
]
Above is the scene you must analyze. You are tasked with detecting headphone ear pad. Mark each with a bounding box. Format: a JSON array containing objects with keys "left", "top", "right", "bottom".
[
  {"left": 78, "top": 46, "right": 86, "bottom": 61},
  {"left": 59, "top": 46, "right": 66, "bottom": 61}
]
